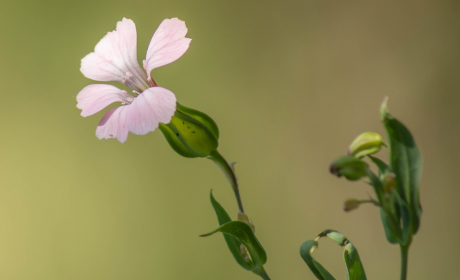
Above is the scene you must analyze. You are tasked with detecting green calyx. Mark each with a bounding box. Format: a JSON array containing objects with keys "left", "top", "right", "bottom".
[{"left": 160, "top": 103, "right": 219, "bottom": 158}]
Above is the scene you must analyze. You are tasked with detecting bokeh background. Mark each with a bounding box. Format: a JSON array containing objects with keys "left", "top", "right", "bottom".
[{"left": 0, "top": 0, "right": 459, "bottom": 279}]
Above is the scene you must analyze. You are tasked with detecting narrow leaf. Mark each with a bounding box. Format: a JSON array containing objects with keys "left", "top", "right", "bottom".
[
  {"left": 201, "top": 221, "right": 267, "bottom": 273},
  {"left": 209, "top": 191, "right": 253, "bottom": 270},
  {"left": 368, "top": 155, "right": 389, "bottom": 176},
  {"left": 381, "top": 98, "right": 422, "bottom": 234},
  {"left": 300, "top": 240, "right": 335, "bottom": 280}
]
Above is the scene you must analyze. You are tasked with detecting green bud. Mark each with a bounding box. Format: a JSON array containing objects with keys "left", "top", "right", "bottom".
[
  {"left": 240, "top": 244, "right": 251, "bottom": 263},
  {"left": 237, "top": 211, "right": 255, "bottom": 233},
  {"left": 330, "top": 156, "right": 368, "bottom": 181},
  {"left": 160, "top": 103, "right": 219, "bottom": 158},
  {"left": 348, "top": 132, "right": 384, "bottom": 158},
  {"left": 382, "top": 172, "right": 396, "bottom": 193},
  {"left": 343, "top": 199, "right": 360, "bottom": 212}
]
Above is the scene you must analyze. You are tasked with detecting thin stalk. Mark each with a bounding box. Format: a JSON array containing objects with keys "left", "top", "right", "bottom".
[
  {"left": 258, "top": 270, "right": 272, "bottom": 280},
  {"left": 400, "top": 244, "right": 410, "bottom": 280},
  {"left": 208, "top": 150, "right": 244, "bottom": 213}
]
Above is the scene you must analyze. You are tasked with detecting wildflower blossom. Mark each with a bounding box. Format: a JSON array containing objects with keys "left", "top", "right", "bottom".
[{"left": 77, "top": 18, "right": 191, "bottom": 143}]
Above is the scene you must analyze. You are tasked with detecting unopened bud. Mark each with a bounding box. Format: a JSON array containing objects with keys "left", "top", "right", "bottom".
[
  {"left": 237, "top": 211, "right": 249, "bottom": 223},
  {"left": 348, "top": 132, "right": 384, "bottom": 158},
  {"left": 240, "top": 244, "right": 251, "bottom": 263},
  {"left": 237, "top": 211, "right": 255, "bottom": 233},
  {"left": 343, "top": 199, "right": 360, "bottom": 212},
  {"left": 330, "top": 156, "right": 368, "bottom": 181},
  {"left": 160, "top": 103, "right": 219, "bottom": 158},
  {"left": 382, "top": 172, "right": 396, "bottom": 193}
]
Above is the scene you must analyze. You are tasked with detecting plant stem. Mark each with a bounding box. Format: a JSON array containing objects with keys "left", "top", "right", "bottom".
[
  {"left": 400, "top": 244, "right": 410, "bottom": 280},
  {"left": 259, "top": 270, "right": 272, "bottom": 280},
  {"left": 208, "top": 150, "right": 244, "bottom": 213}
]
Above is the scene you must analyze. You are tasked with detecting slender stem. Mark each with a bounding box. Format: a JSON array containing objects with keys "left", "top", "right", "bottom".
[
  {"left": 208, "top": 150, "right": 244, "bottom": 213},
  {"left": 400, "top": 244, "right": 410, "bottom": 280},
  {"left": 259, "top": 270, "right": 272, "bottom": 280}
]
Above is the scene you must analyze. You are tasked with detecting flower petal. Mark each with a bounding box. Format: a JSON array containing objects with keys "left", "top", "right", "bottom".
[
  {"left": 77, "top": 84, "right": 134, "bottom": 117},
  {"left": 143, "top": 18, "right": 191, "bottom": 77},
  {"left": 126, "top": 87, "right": 176, "bottom": 135},
  {"left": 96, "top": 106, "right": 129, "bottom": 143},
  {"left": 80, "top": 18, "right": 149, "bottom": 91}
]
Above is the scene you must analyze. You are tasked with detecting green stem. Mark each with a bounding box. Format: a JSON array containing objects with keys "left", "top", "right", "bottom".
[
  {"left": 208, "top": 150, "right": 244, "bottom": 213},
  {"left": 400, "top": 244, "right": 410, "bottom": 280},
  {"left": 258, "top": 270, "right": 272, "bottom": 280}
]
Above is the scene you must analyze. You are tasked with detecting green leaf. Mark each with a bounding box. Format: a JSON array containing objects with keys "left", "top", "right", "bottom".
[
  {"left": 209, "top": 191, "right": 253, "bottom": 271},
  {"left": 201, "top": 221, "right": 267, "bottom": 275},
  {"left": 300, "top": 230, "right": 367, "bottom": 280},
  {"left": 368, "top": 155, "right": 389, "bottom": 176},
  {"left": 381, "top": 98, "right": 422, "bottom": 235},
  {"left": 366, "top": 168, "right": 403, "bottom": 244},
  {"left": 300, "top": 240, "right": 335, "bottom": 280}
]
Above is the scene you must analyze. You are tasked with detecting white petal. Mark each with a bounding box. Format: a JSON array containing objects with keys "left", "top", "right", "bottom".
[
  {"left": 80, "top": 18, "right": 149, "bottom": 91},
  {"left": 77, "top": 84, "right": 134, "bottom": 117},
  {"left": 125, "top": 87, "right": 177, "bottom": 135},
  {"left": 96, "top": 106, "right": 129, "bottom": 143},
  {"left": 143, "top": 18, "right": 191, "bottom": 77}
]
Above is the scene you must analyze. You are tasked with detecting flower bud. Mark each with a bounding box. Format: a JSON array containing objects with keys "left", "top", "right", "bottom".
[
  {"left": 240, "top": 244, "right": 251, "bottom": 263},
  {"left": 348, "top": 132, "right": 384, "bottom": 158},
  {"left": 237, "top": 211, "right": 255, "bottom": 232},
  {"left": 330, "top": 156, "right": 369, "bottom": 181},
  {"left": 382, "top": 172, "right": 396, "bottom": 193},
  {"left": 160, "top": 103, "right": 219, "bottom": 158},
  {"left": 343, "top": 199, "right": 360, "bottom": 212}
]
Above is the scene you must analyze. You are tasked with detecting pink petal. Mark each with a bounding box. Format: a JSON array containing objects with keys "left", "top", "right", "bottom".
[
  {"left": 143, "top": 18, "right": 191, "bottom": 77},
  {"left": 125, "top": 87, "right": 176, "bottom": 135},
  {"left": 96, "top": 106, "right": 129, "bottom": 143},
  {"left": 77, "top": 84, "right": 134, "bottom": 117},
  {"left": 80, "top": 18, "right": 149, "bottom": 91}
]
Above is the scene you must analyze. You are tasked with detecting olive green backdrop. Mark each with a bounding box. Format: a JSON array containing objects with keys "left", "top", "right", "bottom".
[{"left": 0, "top": 0, "right": 459, "bottom": 279}]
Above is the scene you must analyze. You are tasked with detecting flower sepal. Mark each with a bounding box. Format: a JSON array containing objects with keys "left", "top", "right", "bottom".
[{"left": 160, "top": 103, "right": 219, "bottom": 158}]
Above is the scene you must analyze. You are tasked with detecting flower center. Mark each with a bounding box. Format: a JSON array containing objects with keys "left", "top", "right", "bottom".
[{"left": 121, "top": 71, "right": 150, "bottom": 93}]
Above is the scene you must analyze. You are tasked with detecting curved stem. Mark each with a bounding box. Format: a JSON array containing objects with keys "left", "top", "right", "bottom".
[
  {"left": 400, "top": 244, "right": 410, "bottom": 280},
  {"left": 208, "top": 150, "right": 244, "bottom": 213}
]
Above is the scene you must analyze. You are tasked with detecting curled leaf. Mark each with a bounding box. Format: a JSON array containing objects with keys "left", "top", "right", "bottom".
[{"left": 300, "top": 230, "right": 367, "bottom": 280}]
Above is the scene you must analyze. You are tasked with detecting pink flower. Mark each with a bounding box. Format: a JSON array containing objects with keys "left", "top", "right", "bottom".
[{"left": 77, "top": 18, "right": 191, "bottom": 143}]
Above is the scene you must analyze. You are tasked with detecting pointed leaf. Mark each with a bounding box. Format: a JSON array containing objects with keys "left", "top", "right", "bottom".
[
  {"left": 381, "top": 98, "right": 422, "bottom": 234},
  {"left": 201, "top": 221, "right": 267, "bottom": 274},
  {"left": 209, "top": 191, "right": 253, "bottom": 270}
]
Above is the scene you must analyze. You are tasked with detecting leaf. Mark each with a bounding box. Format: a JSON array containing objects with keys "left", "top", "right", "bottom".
[
  {"left": 209, "top": 191, "right": 253, "bottom": 270},
  {"left": 366, "top": 168, "right": 403, "bottom": 244},
  {"left": 368, "top": 155, "right": 389, "bottom": 176},
  {"left": 381, "top": 98, "right": 422, "bottom": 235},
  {"left": 201, "top": 220, "right": 267, "bottom": 274},
  {"left": 300, "top": 240, "right": 335, "bottom": 280},
  {"left": 300, "top": 230, "right": 367, "bottom": 280}
]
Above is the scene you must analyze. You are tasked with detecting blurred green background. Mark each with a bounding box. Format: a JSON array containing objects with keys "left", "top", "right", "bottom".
[{"left": 0, "top": 0, "right": 459, "bottom": 279}]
